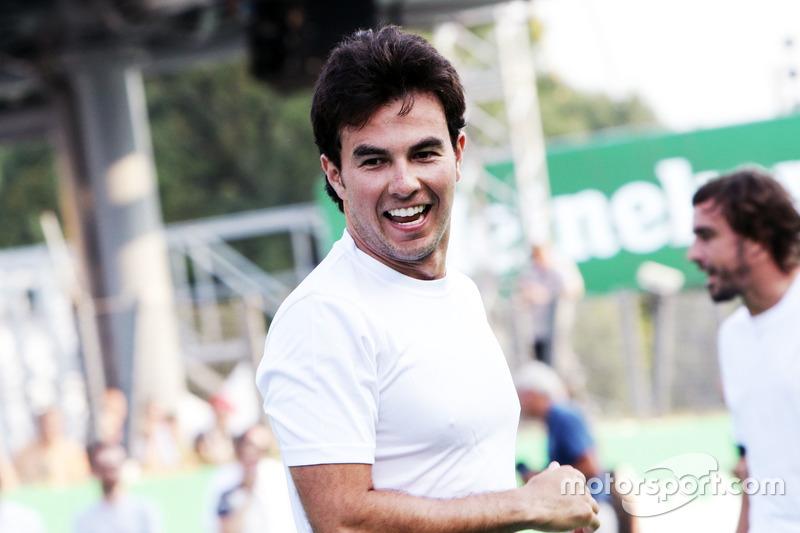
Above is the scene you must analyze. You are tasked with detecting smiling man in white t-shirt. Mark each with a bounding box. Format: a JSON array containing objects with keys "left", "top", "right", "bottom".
[{"left": 256, "top": 25, "right": 599, "bottom": 533}]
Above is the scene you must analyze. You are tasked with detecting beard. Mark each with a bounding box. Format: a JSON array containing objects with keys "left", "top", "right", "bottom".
[
  {"left": 706, "top": 239, "right": 751, "bottom": 302},
  {"left": 709, "top": 276, "right": 742, "bottom": 302}
]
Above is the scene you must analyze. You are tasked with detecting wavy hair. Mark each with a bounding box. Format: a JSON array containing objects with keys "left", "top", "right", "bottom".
[{"left": 693, "top": 169, "right": 800, "bottom": 272}]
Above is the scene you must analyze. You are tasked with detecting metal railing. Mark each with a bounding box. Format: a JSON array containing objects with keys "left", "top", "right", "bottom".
[{"left": 0, "top": 203, "right": 328, "bottom": 452}]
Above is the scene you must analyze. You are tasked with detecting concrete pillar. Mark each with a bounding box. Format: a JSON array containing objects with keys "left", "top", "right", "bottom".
[{"left": 52, "top": 48, "right": 185, "bottom": 427}]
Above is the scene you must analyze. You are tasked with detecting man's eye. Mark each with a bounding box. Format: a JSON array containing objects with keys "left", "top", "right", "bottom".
[
  {"left": 415, "top": 151, "right": 436, "bottom": 160},
  {"left": 361, "top": 158, "right": 383, "bottom": 167}
]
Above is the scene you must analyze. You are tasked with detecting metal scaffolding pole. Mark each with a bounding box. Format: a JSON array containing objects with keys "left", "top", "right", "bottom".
[
  {"left": 434, "top": 1, "right": 551, "bottom": 250},
  {"left": 494, "top": 1, "right": 551, "bottom": 245}
]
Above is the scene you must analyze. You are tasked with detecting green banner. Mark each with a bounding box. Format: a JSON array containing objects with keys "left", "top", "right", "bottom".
[
  {"left": 316, "top": 114, "right": 800, "bottom": 294},
  {"left": 487, "top": 113, "right": 800, "bottom": 293}
]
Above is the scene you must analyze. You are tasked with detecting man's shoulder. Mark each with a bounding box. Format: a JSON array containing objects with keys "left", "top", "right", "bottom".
[
  {"left": 82, "top": 494, "right": 158, "bottom": 513},
  {"left": 117, "top": 494, "right": 162, "bottom": 525},
  {"left": 289, "top": 234, "right": 375, "bottom": 294},
  {"left": 549, "top": 402, "right": 587, "bottom": 427},
  {"left": 717, "top": 306, "right": 753, "bottom": 375},
  {"left": 548, "top": 402, "right": 594, "bottom": 455},
  {"left": 444, "top": 268, "right": 485, "bottom": 302},
  {"left": 73, "top": 501, "right": 103, "bottom": 527},
  {"left": 274, "top": 242, "right": 362, "bottom": 312},
  {"left": 74, "top": 496, "right": 160, "bottom": 530},
  {"left": 719, "top": 305, "right": 748, "bottom": 337}
]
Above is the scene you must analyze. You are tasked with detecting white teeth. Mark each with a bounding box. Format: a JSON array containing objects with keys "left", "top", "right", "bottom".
[{"left": 388, "top": 205, "right": 425, "bottom": 217}]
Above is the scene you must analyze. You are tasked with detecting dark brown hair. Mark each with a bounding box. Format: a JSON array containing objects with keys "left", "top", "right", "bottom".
[
  {"left": 693, "top": 169, "right": 800, "bottom": 272},
  {"left": 311, "top": 25, "right": 466, "bottom": 212}
]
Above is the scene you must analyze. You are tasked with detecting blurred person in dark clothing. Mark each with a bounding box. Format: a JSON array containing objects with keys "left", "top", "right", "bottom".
[{"left": 515, "top": 361, "right": 634, "bottom": 533}]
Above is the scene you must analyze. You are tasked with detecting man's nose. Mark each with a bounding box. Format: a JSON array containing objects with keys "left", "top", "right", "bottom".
[
  {"left": 388, "top": 161, "right": 420, "bottom": 196},
  {"left": 686, "top": 240, "right": 700, "bottom": 263}
]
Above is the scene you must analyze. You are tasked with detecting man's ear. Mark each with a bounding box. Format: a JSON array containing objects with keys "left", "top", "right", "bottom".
[
  {"left": 321, "top": 154, "right": 346, "bottom": 201},
  {"left": 454, "top": 132, "right": 466, "bottom": 182},
  {"left": 746, "top": 238, "right": 769, "bottom": 263}
]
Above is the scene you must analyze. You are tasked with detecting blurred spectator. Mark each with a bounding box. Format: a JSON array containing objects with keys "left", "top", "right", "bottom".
[
  {"left": 195, "top": 393, "right": 236, "bottom": 465},
  {"left": 517, "top": 243, "right": 564, "bottom": 365},
  {"left": 14, "top": 406, "right": 91, "bottom": 487},
  {"left": 517, "top": 242, "right": 585, "bottom": 364},
  {"left": 98, "top": 388, "right": 129, "bottom": 447},
  {"left": 516, "top": 242, "right": 587, "bottom": 394},
  {"left": 0, "top": 456, "right": 46, "bottom": 533},
  {"left": 0, "top": 443, "right": 18, "bottom": 491},
  {"left": 204, "top": 423, "right": 294, "bottom": 533},
  {"left": 73, "top": 442, "right": 163, "bottom": 533},
  {"left": 514, "top": 361, "right": 630, "bottom": 533},
  {"left": 131, "top": 399, "right": 185, "bottom": 473}
]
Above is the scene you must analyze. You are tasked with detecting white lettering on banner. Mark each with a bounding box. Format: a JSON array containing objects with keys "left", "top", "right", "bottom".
[
  {"left": 551, "top": 189, "right": 620, "bottom": 262},
  {"left": 611, "top": 181, "right": 670, "bottom": 254},
  {"left": 552, "top": 157, "right": 800, "bottom": 263},
  {"left": 655, "top": 158, "right": 717, "bottom": 247}
]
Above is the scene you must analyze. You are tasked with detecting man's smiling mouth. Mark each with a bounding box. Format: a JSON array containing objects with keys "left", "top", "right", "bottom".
[{"left": 385, "top": 205, "right": 430, "bottom": 225}]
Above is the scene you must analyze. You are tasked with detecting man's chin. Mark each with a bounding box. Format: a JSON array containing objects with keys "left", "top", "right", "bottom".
[{"left": 709, "top": 287, "right": 740, "bottom": 303}]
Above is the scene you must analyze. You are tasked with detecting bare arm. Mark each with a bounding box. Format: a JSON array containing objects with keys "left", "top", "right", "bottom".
[
  {"left": 735, "top": 492, "right": 749, "bottom": 533},
  {"left": 733, "top": 456, "right": 748, "bottom": 533},
  {"left": 290, "top": 462, "right": 600, "bottom": 533}
]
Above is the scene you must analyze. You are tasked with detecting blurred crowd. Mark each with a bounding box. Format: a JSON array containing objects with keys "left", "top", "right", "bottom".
[{"left": 0, "top": 386, "right": 295, "bottom": 533}]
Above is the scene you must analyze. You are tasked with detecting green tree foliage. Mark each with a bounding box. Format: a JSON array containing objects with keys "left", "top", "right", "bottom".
[
  {"left": 145, "top": 59, "right": 321, "bottom": 223},
  {"left": 0, "top": 55, "right": 657, "bottom": 251},
  {"left": 0, "top": 141, "right": 59, "bottom": 248},
  {"left": 144, "top": 59, "right": 325, "bottom": 272},
  {"left": 537, "top": 72, "right": 659, "bottom": 140}
]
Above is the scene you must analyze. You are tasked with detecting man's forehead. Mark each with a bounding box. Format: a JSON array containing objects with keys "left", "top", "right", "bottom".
[
  {"left": 340, "top": 92, "right": 445, "bottom": 133},
  {"left": 693, "top": 198, "right": 736, "bottom": 233}
]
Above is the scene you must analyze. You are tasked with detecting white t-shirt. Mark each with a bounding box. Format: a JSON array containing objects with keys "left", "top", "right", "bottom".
[
  {"left": 72, "top": 494, "right": 162, "bottom": 533},
  {"left": 257, "top": 231, "right": 521, "bottom": 532},
  {"left": 0, "top": 500, "right": 45, "bottom": 533},
  {"left": 718, "top": 272, "right": 800, "bottom": 533}
]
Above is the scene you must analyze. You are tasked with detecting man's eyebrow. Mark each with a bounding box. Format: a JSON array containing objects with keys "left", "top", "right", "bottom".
[
  {"left": 410, "top": 137, "right": 445, "bottom": 152},
  {"left": 352, "top": 144, "right": 389, "bottom": 159}
]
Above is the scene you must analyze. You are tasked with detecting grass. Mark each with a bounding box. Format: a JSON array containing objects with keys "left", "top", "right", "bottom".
[
  {"left": 516, "top": 410, "right": 736, "bottom": 475},
  {"left": 6, "top": 412, "right": 735, "bottom": 533}
]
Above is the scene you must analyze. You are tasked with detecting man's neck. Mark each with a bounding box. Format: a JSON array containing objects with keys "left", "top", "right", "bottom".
[
  {"left": 103, "top": 484, "right": 124, "bottom": 503},
  {"left": 348, "top": 229, "right": 449, "bottom": 281},
  {"left": 744, "top": 264, "right": 799, "bottom": 316}
]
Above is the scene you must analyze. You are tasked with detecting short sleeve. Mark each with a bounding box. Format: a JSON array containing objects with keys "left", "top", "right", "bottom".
[{"left": 257, "top": 292, "right": 380, "bottom": 467}]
